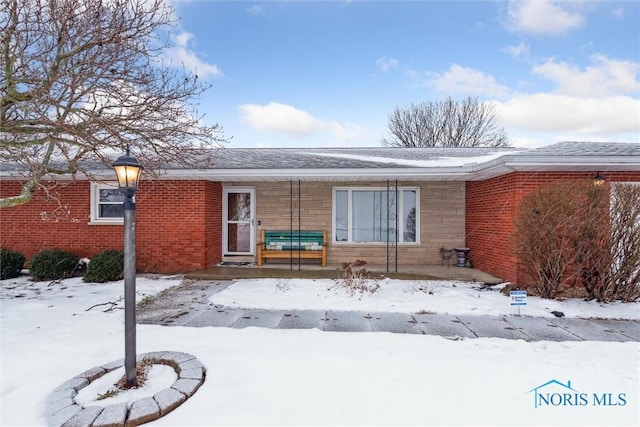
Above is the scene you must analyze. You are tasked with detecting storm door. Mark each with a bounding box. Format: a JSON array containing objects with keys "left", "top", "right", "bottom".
[{"left": 223, "top": 188, "right": 255, "bottom": 255}]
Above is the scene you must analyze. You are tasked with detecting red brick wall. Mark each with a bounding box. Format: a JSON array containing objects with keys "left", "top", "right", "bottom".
[
  {"left": 466, "top": 173, "right": 518, "bottom": 283},
  {"left": 0, "top": 179, "right": 223, "bottom": 273},
  {"left": 466, "top": 171, "right": 640, "bottom": 284},
  {"left": 204, "top": 181, "right": 222, "bottom": 267}
]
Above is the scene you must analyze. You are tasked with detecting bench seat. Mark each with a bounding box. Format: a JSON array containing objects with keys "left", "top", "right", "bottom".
[{"left": 256, "top": 230, "right": 327, "bottom": 267}]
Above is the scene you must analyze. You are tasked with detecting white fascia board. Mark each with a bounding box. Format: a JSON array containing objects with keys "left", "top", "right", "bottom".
[
  {"left": 159, "top": 167, "right": 475, "bottom": 182},
  {"left": 505, "top": 155, "right": 640, "bottom": 168},
  {"left": 0, "top": 169, "right": 117, "bottom": 181},
  {"left": 465, "top": 156, "right": 516, "bottom": 180},
  {"left": 4, "top": 154, "right": 636, "bottom": 182},
  {"left": 0, "top": 167, "right": 471, "bottom": 182},
  {"left": 467, "top": 155, "right": 640, "bottom": 181}
]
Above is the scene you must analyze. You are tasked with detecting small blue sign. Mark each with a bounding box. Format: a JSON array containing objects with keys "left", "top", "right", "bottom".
[{"left": 510, "top": 290, "right": 527, "bottom": 306}]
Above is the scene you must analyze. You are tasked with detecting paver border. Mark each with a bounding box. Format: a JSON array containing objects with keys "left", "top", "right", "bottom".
[{"left": 46, "top": 351, "right": 205, "bottom": 427}]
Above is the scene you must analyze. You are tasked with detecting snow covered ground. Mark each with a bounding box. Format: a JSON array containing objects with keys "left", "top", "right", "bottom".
[
  {"left": 1, "top": 275, "right": 638, "bottom": 426},
  {"left": 209, "top": 277, "right": 640, "bottom": 319}
]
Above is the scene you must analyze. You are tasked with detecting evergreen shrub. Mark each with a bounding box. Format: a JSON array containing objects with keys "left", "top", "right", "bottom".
[
  {"left": 29, "top": 249, "right": 79, "bottom": 281},
  {"left": 83, "top": 249, "right": 124, "bottom": 283},
  {"left": 1, "top": 248, "right": 26, "bottom": 280}
]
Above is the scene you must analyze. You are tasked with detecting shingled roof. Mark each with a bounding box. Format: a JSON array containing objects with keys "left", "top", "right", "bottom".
[
  {"left": 207, "top": 146, "right": 515, "bottom": 170},
  {"left": 167, "top": 141, "right": 639, "bottom": 181},
  {"left": 1, "top": 141, "right": 638, "bottom": 181},
  {"left": 515, "top": 141, "right": 640, "bottom": 157}
]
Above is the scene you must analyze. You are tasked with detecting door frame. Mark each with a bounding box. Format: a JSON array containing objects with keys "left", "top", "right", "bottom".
[{"left": 222, "top": 187, "right": 256, "bottom": 256}]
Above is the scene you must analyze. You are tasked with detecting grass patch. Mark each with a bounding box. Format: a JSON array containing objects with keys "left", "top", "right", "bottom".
[{"left": 96, "top": 357, "right": 165, "bottom": 399}]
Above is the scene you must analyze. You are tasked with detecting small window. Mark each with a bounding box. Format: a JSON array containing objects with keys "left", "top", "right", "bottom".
[
  {"left": 332, "top": 187, "right": 419, "bottom": 244},
  {"left": 90, "top": 183, "right": 125, "bottom": 224}
]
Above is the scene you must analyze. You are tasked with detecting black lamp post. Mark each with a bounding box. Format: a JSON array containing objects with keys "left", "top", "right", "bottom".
[{"left": 112, "top": 149, "right": 143, "bottom": 388}]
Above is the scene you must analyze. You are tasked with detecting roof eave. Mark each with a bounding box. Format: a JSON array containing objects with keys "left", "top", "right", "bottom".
[
  {"left": 467, "top": 155, "right": 640, "bottom": 181},
  {"left": 158, "top": 167, "right": 476, "bottom": 182}
]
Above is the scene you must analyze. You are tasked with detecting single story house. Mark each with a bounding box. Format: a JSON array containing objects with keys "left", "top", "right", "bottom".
[{"left": 1, "top": 141, "right": 639, "bottom": 284}]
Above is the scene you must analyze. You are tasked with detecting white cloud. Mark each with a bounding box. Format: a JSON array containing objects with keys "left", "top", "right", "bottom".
[
  {"left": 502, "top": 42, "right": 530, "bottom": 59},
  {"left": 533, "top": 55, "right": 640, "bottom": 97},
  {"left": 327, "top": 122, "right": 370, "bottom": 143},
  {"left": 491, "top": 54, "right": 640, "bottom": 143},
  {"left": 238, "top": 102, "right": 370, "bottom": 142},
  {"left": 508, "top": 135, "right": 550, "bottom": 149},
  {"left": 505, "top": 0, "right": 585, "bottom": 35},
  {"left": 247, "top": 5, "right": 265, "bottom": 16},
  {"left": 239, "top": 103, "right": 319, "bottom": 137},
  {"left": 432, "top": 64, "right": 511, "bottom": 98},
  {"left": 173, "top": 31, "right": 193, "bottom": 48},
  {"left": 611, "top": 6, "right": 624, "bottom": 19},
  {"left": 494, "top": 94, "right": 640, "bottom": 136},
  {"left": 376, "top": 56, "right": 399, "bottom": 72},
  {"left": 165, "top": 32, "right": 223, "bottom": 79}
]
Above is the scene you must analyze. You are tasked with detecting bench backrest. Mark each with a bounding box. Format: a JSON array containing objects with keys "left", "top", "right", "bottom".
[{"left": 264, "top": 230, "right": 324, "bottom": 250}]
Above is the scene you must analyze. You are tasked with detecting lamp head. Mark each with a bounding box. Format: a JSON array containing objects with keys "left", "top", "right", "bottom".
[
  {"left": 112, "top": 150, "right": 143, "bottom": 197},
  {"left": 593, "top": 172, "right": 605, "bottom": 186}
]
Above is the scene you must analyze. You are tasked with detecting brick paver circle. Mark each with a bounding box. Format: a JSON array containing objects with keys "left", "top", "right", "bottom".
[{"left": 46, "top": 351, "right": 206, "bottom": 427}]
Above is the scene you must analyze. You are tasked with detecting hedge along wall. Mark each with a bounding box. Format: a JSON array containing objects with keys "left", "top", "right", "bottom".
[
  {"left": 465, "top": 171, "right": 640, "bottom": 285},
  {"left": 0, "top": 179, "right": 223, "bottom": 273}
]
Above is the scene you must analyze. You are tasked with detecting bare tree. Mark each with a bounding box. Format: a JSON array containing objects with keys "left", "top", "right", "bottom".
[
  {"left": 513, "top": 181, "right": 587, "bottom": 299},
  {"left": 0, "top": 0, "right": 225, "bottom": 208},
  {"left": 514, "top": 180, "right": 640, "bottom": 302},
  {"left": 381, "top": 96, "right": 510, "bottom": 148}
]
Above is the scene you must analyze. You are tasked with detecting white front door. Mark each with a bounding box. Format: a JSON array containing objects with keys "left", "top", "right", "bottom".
[{"left": 223, "top": 188, "right": 255, "bottom": 255}]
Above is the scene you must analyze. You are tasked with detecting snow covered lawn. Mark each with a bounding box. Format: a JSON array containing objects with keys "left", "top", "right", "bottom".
[
  {"left": 1, "top": 275, "right": 638, "bottom": 426},
  {"left": 210, "top": 278, "right": 640, "bottom": 319}
]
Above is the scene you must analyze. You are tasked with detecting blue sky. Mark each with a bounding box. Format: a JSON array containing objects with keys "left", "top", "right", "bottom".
[{"left": 167, "top": 0, "right": 640, "bottom": 148}]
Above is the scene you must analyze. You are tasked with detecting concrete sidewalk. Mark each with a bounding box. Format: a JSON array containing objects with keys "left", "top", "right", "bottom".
[{"left": 137, "top": 280, "right": 640, "bottom": 343}]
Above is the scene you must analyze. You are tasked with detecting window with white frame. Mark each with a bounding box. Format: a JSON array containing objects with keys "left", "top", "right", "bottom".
[
  {"left": 333, "top": 187, "right": 419, "bottom": 244},
  {"left": 90, "top": 183, "right": 125, "bottom": 223}
]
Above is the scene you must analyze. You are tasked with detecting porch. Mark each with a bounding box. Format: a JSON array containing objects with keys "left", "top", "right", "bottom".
[{"left": 186, "top": 262, "right": 502, "bottom": 284}]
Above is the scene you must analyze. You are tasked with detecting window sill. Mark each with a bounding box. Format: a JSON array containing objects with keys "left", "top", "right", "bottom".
[
  {"left": 332, "top": 241, "right": 420, "bottom": 246},
  {"left": 88, "top": 220, "right": 124, "bottom": 226}
]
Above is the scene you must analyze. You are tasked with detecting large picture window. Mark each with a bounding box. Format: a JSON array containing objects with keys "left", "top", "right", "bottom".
[
  {"left": 90, "top": 183, "right": 125, "bottom": 223},
  {"left": 333, "top": 187, "right": 419, "bottom": 244}
]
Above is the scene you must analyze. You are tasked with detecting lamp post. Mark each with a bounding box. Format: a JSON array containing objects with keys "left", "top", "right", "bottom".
[{"left": 112, "top": 149, "right": 143, "bottom": 388}]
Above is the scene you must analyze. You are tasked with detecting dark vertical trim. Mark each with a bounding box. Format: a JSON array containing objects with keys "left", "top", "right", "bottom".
[
  {"left": 298, "top": 180, "right": 301, "bottom": 271},
  {"left": 395, "top": 180, "right": 399, "bottom": 273},
  {"left": 290, "top": 180, "right": 293, "bottom": 271},
  {"left": 386, "top": 180, "right": 390, "bottom": 273}
]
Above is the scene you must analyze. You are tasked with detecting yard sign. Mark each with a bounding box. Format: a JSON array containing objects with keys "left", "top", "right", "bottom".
[
  {"left": 510, "top": 290, "right": 527, "bottom": 306},
  {"left": 510, "top": 290, "right": 527, "bottom": 316}
]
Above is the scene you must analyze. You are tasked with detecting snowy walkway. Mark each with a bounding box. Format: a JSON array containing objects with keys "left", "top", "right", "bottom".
[{"left": 137, "top": 280, "right": 640, "bottom": 342}]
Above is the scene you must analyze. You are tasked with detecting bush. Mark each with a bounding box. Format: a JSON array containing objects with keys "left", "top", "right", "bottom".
[
  {"left": 514, "top": 180, "right": 612, "bottom": 299},
  {"left": 1, "top": 248, "right": 26, "bottom": 280},
  {"left": 335, "top": 260, "right": 380, "bottom": 296},
  {"left": 84, "top": 249, "right": 124, "bottom": 283},
  {"left": 29, "top": 249, "right": 79, "bottom": 281},
  {"left": 514, "top": 180, "right": 640, "bottom": 302}
]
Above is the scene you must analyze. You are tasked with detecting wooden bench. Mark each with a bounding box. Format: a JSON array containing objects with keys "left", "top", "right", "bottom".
[{"left": 256, "top": 230, "right": 327, "bottom": 267}]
